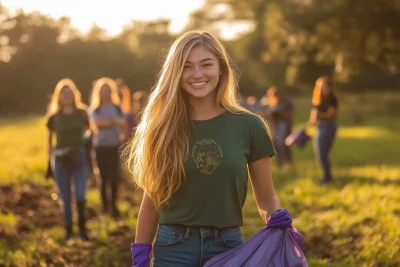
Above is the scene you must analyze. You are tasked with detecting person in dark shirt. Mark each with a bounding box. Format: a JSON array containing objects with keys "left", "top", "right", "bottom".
[
  {"left": 308, "top": 76, "right": 339, "bottom": 184},
  {"left": 116, "top": 78, "right": 133, "bottom": 143},
  {"left": 46, "top": 79, "right": 91, "bottom": 241},
  {"left": 264, "top": 86, "right": 295, "bottom": 168},
  {"left": 128, "top": 90, "right": 148, "bottom": 138},
  {"left": 129, "top": 31, "right": 281, "bottom": 267},
  {"left": 242, "top": 95, "right": 264, "bottom": 115}
]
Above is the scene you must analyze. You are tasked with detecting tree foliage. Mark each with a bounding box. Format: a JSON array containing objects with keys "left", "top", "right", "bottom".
[{"left": 1, "top": 1, "right": 399, "bottom": 113}]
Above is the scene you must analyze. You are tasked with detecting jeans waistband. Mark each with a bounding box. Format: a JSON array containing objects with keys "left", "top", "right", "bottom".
[{"left": 160, "top": 224, "right": 238, "bottom": 241}]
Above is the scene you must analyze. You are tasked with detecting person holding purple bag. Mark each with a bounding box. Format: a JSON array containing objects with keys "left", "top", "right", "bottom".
[
  {"left": 125, "top": 31, "right": 292, "bottom": 267},
  {"left": 308, "top": 76, "right": 339, "bottom": 184}
]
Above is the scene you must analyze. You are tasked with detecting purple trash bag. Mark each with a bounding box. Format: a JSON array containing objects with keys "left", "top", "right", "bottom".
[
  {"left": 204, "top": 209, "right": 308, "bottom": 267},
  {"left": 131, "top": 243, "right": 152, "bottom": 267},
  {"left": 285, "top": 128, "right": 310, "bottom": 148}
]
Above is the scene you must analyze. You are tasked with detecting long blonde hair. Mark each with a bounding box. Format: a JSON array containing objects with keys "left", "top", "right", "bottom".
[
  {"left": 90, "top": 77, "right": 121, "bottom": 111},
  {"left": 47, "top": 78, "right": 86, "bottom": 116},
  {"left": 312, "top": 76, "right": 336, "bottom": 106},
  {"left": 125, "top": 31, "right": 252, "bottom": 208}
]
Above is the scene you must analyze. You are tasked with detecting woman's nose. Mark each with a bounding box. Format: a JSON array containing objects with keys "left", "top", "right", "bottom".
[{"left": 193, "top": 67, "right": 204, "bottom": 78}]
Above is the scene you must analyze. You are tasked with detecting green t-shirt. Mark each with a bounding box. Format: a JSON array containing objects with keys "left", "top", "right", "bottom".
[
  {"left": 159, "top": 112, "right": 276, "bottom": 228},
  {"left": 47, "top": 109, "right": 89, "bottom": 148}
]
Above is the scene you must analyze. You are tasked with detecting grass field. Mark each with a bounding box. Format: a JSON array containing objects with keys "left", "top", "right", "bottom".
[{"left": 0, "top": 91, "right": 399, "bottom": 266}]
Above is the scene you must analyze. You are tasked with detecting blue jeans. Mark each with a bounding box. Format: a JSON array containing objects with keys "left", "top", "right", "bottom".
[
  {"left": 272, "top": 120, "right": 292, "bottom": 167},
  {"left": 52, "top": 148, "right": 88, "bottom": 225},
  {"left": 314, "top": 121, "right": 337, "bottom": 181},
  {"left": 152, "top": 224, "right": 244, "bottom": 267}
]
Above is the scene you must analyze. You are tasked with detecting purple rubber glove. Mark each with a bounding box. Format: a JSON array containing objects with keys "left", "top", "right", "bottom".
[
  {"left": 131, "top": 243, "right": 152, "bottom": 267},
  {"left": 267, "top": 208, "right": 293, "bottom": 228}
]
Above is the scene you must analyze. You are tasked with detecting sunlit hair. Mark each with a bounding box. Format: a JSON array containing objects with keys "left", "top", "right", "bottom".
[
  {"left": 268, "top": 85, "right": 288, "bottom": 108},
  {"left": 47, "top": 78, "right": 86, "bottom": 115},
  {"left": 267, "top": 86, "right": 279, "bottom": 108},
  {"left": 312, "top": 76, "right": 336, "bottom": 106},
  {"left": 124, "top": 31, "right": 255, "bottom": 208},
  {"left": 89, "top": 77, "right": 121, "bottom": 111}
]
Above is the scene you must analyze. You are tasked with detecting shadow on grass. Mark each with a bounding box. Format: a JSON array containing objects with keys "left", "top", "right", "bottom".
[{"left": 333, "top": 173, "right": 400, "bottom": 188}]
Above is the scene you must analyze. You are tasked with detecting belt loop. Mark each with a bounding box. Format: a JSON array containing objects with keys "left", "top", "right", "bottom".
[
  {"left": 184, "top": 226, "right": 190, "bottom": 240},
  {"left": 213, "top": 228, "right": 219, "bottom": 242}
]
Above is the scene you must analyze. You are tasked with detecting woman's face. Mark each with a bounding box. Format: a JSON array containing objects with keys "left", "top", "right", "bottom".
[
  {"left": 180, "top": 45, "right": 221, "bottom": 100},
  {"left": 100, "top": 84, "right": 111, "bottom": 102},
  {"left": 321, "top": 81, "right": 331, "bottom": 96},
  {"left": 59, "top": 86, "right": 74, "bottom": 106},
  {"left": 139, "top": 97, "right": 148, "bottom": 109}
]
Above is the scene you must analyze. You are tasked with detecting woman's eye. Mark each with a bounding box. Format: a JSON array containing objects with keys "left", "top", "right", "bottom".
[
  {"left": 203, "top": 64, "right": 213, "bottom": 67},
  {"left": 184, "top": 65, "right": 192, "bottom": 69}
]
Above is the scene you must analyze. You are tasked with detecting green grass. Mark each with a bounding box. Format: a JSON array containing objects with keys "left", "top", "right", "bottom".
[{"left": 0, "top": 91, "right": 399, "bottom": 266}]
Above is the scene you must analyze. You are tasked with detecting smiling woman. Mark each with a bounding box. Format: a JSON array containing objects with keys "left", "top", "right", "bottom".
[
  {"left": 181, "top": 46, "right": 221, "bottom": 100},
  {"left": 127, "top": 31, "right": 282, "bottom": 267}
]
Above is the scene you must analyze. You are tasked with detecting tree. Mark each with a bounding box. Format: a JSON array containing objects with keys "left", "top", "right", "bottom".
[{"left": 196, "top": 0, "right": 400, "bottom": 89}]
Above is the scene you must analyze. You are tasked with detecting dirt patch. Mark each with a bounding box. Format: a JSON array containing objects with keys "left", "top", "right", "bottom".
[
  {"left": 0, "top": 183, "right": 62, "bottom": 234},
  {"left": 0, "top": 180, "right": 139, "bottom": 266}
]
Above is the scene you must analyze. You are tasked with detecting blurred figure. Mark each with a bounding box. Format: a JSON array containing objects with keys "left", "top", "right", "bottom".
[
  {"left": 129, "top": 90, "right": 149, "bottom": 137},
  {"left": 84, "top": 79, "right": 99, "bottom": 181},
  {"left": 89, "top": 77, "right": 126, "bottom": 218},
  {"left": 308, "top": 76, "right": 339, "bottom": 184},
  {"left": 46, "top": 79, "right": 90, "bottom": 241},
  {"left": 265, "top": 86, "right": 295, "bottom": 168},
  {"left": 116, "top": 78, "right": 132, "bottom": 114},
  {"left": 116, "top": 79, "right": 132, "bottom": 142},
  {"left": 242, "top": 95, "right": 264, "bottom": 115}
]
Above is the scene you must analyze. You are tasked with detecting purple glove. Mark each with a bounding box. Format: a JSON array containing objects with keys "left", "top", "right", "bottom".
[
  {"left": 131, "top": 243, "right": 152, "bottom": 267},
  {"left": 267, "top": 208, "right": 292, "bottom": 228}
]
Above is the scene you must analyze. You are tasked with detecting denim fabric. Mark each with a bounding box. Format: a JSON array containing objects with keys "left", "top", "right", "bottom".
[
  {"left": 272, "top": 120, "right": 292, "bottom": 167},
  {"left": 52, "top": 148, "right": 88, "bottom": 225},
  {"left": 152, "top": 224, "right": 244, "bottom": 267},
  {"left": 314, "top": 121, "right": 337, "bottom": 181}
]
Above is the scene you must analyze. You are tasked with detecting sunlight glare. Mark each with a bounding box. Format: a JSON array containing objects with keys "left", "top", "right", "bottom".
[{"left": 2, "top": 0, "right": 205, "bottom": 36}]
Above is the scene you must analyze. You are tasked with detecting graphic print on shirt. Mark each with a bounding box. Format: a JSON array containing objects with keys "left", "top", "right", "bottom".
[{"left": 191, "top": 139, "right": 223, "bottom": 174}]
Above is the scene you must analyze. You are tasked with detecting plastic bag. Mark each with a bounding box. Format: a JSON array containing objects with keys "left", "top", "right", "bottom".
[
  {"left": 285, "top": 128, "right": 310, "bottom": 148},
  {"left": 204, "top": 209, "right": 308, "bottom": 267}
]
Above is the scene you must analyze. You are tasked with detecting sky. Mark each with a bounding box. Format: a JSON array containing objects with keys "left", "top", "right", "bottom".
[{"left": 2, "top": 0, "right": 206, "bottom": 36}]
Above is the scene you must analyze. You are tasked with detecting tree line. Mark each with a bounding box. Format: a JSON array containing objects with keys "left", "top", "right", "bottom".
[{"left": 1, "top": 0, "right": 399, "bottom": 114}]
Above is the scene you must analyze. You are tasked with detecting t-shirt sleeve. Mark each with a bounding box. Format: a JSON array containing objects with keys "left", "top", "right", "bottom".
[
  {"left": 312, "top": 103, "right": 319, "bottom": 109},
  {"left": 248, "top": 115, "right": 276, "bottom": 163},
  {"left": 330, "top": 96, "right": 338, "bottom": 109},
  {"left": 79, "top": 109, "right": 90, "bottom": 127},
  {"left": 46, "top": 115, "right": 55, "bottom": 131}
]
